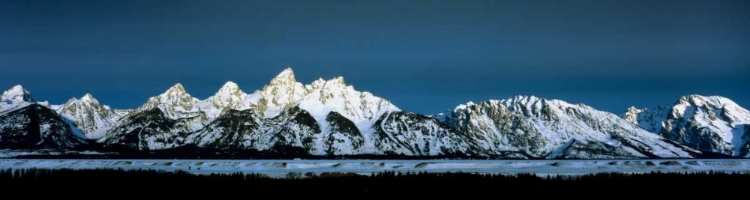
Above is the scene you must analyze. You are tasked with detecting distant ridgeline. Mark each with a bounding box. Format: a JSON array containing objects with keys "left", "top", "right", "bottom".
[{"left": 1, "top": 68, "right": 749, "bottom": 159}]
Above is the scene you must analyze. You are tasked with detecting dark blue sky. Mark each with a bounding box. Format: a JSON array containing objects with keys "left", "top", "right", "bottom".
[{"left": 1, "top": 0, "right": 748, "bottom": 114}]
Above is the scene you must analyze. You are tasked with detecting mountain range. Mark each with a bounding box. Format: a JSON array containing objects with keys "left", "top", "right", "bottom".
[{"left": 1, "top": 68, "right": 748, "bottom": 158}]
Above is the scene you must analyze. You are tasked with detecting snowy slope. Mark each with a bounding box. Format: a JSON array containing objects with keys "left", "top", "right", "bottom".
[
  {"left": 189, "top": 106, "right": 322, "bottom": 153},
  {"left": 0, "top": 104, "right": 88, "bottom": 149},
  {"left": 5, "top": 71, "right": 748, "bottom": 159},
  {"left": 0, "top": 85, "right": 34, "bottom": 115},
  {"left": 186, "top": 69, "right": 444, "bottom": 156},
  {"left": 625, "top": 95, "right": 750, "bottom": 156},
  {"left": 297, "top": 76, "right": 401, "bottom": 154},
  {"left": 0, "top": 86, "right": 86, "bottom": 149},
  {"left": 1, "top": 85, "right": 35, "bottom": 102},
  {"left": 100, "top": 84, "right": 208, "bottom": 150},
  {"left": 55, "top": 94, "right": 122, "bottom": 139},
  {"left": 135, "top": 83, "right": 205, "bottom": 121},
  {"left": 198, "top": 81, "right": 255, "bottom": 120},
  {"left": 198, "top": 69, "right": 402, "bottom": 154},
  {"left": 440, "top": 96, "right": 695, "bottom": 159},
  {"left": 373, "top": 111, "right": 470, "bottom": 156}
]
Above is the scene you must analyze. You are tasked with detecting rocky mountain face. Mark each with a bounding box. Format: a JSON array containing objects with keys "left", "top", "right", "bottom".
[
  {"left": 100, "top": 84, "right": 208, "bottom": 150},
  {"left": 625, "top": 95, "right": 750, "bottom": 157},
  {"left": 1, "top": 69, "right": 748, "bottom": 158},
  {"left": 184, "top": 69, "right": 446, "bottom": 156},
  {"left": 55, "top": 94, "right": 122, "bottom": 139},
  {"left": 373, "top": 111, "right": 470, "bottom": 156},
  {"left": 199, "top": 81, "right": 256, "bottom": 120},
  {"left": 0, "top": 86, "right": 86, "bottom": 149},
  {"left": 1, "top": 85, "right": 35, "bottom": 103},
  {"left": 255, "top": 68, "right": 308, "bottom": 118},
  {"left": 189, "top": 106, "right": 321, "bottom": 152},
  {"left": 438, "top": 96, "right": 695, "bottom": 159},
  {"left": 1, "top": 85, "right": 34, "bottom": 115}
]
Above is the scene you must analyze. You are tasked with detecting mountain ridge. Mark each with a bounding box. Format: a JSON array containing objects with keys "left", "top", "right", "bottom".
[
  {"left": 624, "top": 95, "right": 750, "bottom": 157},
  {"left": 0, "top": 69, "right": 747, "bottom": 158}
]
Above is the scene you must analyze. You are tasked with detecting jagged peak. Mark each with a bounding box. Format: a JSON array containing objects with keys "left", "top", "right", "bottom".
[
  {"left": 259, "top": 68, "right": 307, "bottom": 109},
  {"left": 219, "top": 81, "right": 240, "bottom": 91},
  {"left": 167, "top": 83, "right": 186, "bottom": 92},
  {"left": 451, "top": 96, "right": 587, "bottom": 116},
  {"left": 273, "top": 68, "right": 296, "bottom": 80},
  {"left": 138, "top": 83, "right": 200, "bottom": 111},
  {"left": 1, "top": 85, "right": 35, "bottom": 102},
  {"left": 157, "top": 83, "right": 192, "bottom": 99},
  {"left": 622, "top": 106, "right": 644, "bottom": 124},
  {"left": 203, "top": 81, "right": 250, "bottom": 112},
  {"left": 508, "top": 95, "right": 543, "bottom": 104},
  {"left": 262, "top": 69, "right": 304, "bottom": 94},
  {"left": 677, "top": 94, "right": 738, "bottom": 107},
  {"left": 306, "top": 77, "right": 350, "bottom": 91},
  {"left": 626, "top": 106, "right": 642, "bottom": 113},
  {"left": 6, "top": 85, "right": 25, "bottom": 92},
  {"left": 80, "top": 93, "right": 97, "bottom": 103},
  {"left": 59, "top": 94, "right": 110, "bottom": 112},
  {"left": 453, "top": 101, "right": 476, "bottom": 111},
  {"left": 329, "top": 76, "right": 345, "bottom": 85},
  {"left": 64, "top": 97, "right": 78, "bottom": 104},
  {"left": 670, "top": 94, "right": 750, "bottom": 123},
  {"left": 213, "top": 81, "right": 245, "bottom": 97},
  {"left": 308, "top": 78, "right": 326, "bottom": 89}
]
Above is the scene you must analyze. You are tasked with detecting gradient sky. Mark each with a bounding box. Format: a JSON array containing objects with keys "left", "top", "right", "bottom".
[{"left": 1, "top": 0, "right": 748, "bottom": 114}]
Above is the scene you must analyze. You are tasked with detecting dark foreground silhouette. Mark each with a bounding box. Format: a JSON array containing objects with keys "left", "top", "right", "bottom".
[{"left": 2, "top": 168, "right": 749, "bottom": 195}]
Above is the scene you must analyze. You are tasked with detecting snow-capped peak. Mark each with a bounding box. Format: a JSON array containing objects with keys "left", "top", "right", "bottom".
[
  {"left": 80, "top": 93, "right": 97, "bottom": 103},
  {"left": 623, "top": 106, "right": 643, "bottom": 124},
  {"left": 257, "top": 68, "right": 309, "bottom": 118},
  {"left": 672, "top": 95, "right": 750, "bottom": 123},
  {"left": 217, "top": 81, "right": 242, "bottom": 94},
  {"left": 511, "top": 95, "right": 540, "bottom": 103},
  {"left": 1, "top": 85, "right": 35, "bottom": 102},
  {"left": 209, "top": 81, "right": 247, "bottom": 102},
  {"left": 623, "top": 94, "right": 750, "bottom": 156},
  {"left": 449, "top": 96, "right": 563, "bottom": 117},
  {"left": 199, "top": 81, "right": 252, "bottom": 119},
  {"left": 275, "top": 67, "right": 296, "bottom": 79},
  {"left": 298, "top": 75, "right": 400, "bottom": 136},
  {"left": 161, "top": 83, "right": 188, "bottom": 98},
  {"left": 453, "top": 101, "right": 476, "bottom": 112},
  {"left": 56, "top": 93, "right": 121, "bottom": 139},
  {"left": 60, "top": 93, "right": 103, "bottom": 107},
  {"left": 442, "top": 96, "right": 694, "bottom": 158},
  {"left": 136, "top": 83, "right": 202, "bottom": 120}
]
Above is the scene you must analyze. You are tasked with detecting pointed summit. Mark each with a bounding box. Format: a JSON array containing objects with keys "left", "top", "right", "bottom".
[
  {"left": 267, "top": 68, "right": 298, "bottom": 87},
  {"left": 152, "top": 83, "right": 195, "bottom": 103},
  {"left": 216, "top": 81, "right": 242, "bottom": 95},
  {"left": 199, "top": 81, "right": 251, "bottom": 119},
  {"left": 257, "top": 68, "right": 309, "bottom": 118},
  {"left": 275, "top": 68, "right": 295, "bottom": 79},
  {"left": 134, "top": 83, "right": 202, "bottom": 120},
  {"left": 55, "top": 93, "right": 118, "bottom": 139},
  {"left": 80, "top": 93, "right": 97, "bottom": 103},
  {"left": 1, "top": 85, "right": 35, "bottom": 102},
  {"left": 622, "top": 106, "right": 643, "bottom": 124},
  {"left": 154, "top": 83, "right": 193, "bottom": 101},
  {"left": 166, "top": 83, "right": 186, "bottom": 93}
]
